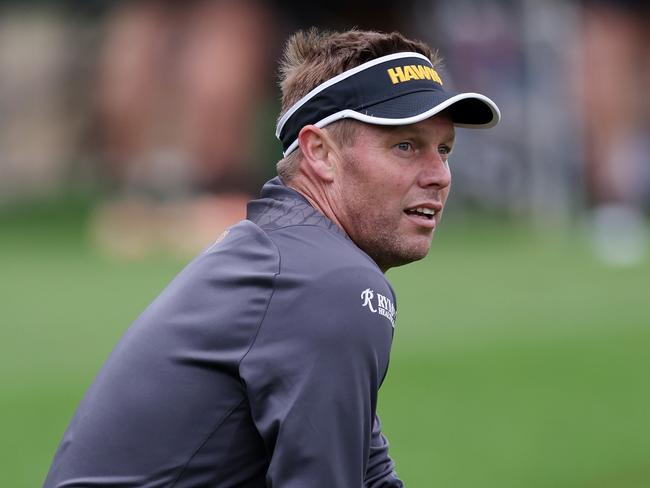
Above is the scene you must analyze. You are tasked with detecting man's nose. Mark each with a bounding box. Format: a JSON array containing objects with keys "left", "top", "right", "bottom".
[{"left": 418, "top": 152, "right": 451, "bottom": 189}]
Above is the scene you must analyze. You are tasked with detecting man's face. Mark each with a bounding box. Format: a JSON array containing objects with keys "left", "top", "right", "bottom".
[{"left": 333, "top": 114, "right": 454, "bottom": 271}]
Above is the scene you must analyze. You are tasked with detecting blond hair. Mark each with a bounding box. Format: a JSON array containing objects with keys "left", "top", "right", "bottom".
[{"left": 276, "top": 28, "right": 440, "bottom": 181}]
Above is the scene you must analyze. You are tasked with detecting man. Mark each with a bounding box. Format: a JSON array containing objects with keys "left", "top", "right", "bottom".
[{"left": 45, "top": 29, "right": 499, "bottom": 487}]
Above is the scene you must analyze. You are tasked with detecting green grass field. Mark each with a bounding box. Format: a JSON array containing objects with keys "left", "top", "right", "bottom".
[{"left": 2, "top": 199, "right": 649, "bottom": 487}]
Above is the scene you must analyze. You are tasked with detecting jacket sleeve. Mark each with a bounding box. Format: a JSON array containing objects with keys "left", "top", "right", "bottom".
[
  {"left": 364, "top": 415, "right": 404, "bottom": 487},
  {"left": 239, "top": 266, "right": 398, "bottom": 487}
]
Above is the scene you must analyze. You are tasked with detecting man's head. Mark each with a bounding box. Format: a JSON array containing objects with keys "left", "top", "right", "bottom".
[
  {"left": 275, "top": 28, "right": 500, "bottom": 271},
  {"left": 276, "top": 29, "right": 440, "bottom": 180}
]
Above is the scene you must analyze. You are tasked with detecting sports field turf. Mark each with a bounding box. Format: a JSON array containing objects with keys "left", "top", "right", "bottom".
[{"left": 2, "top": 199, "right": 649, "bottom": 487}]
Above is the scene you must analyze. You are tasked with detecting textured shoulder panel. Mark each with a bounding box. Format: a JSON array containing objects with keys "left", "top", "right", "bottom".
[{"left": 251, "top": 196, "right": 343, "bottom": 234}]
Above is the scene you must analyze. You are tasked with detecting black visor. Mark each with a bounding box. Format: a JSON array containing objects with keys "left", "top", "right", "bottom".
[{"left": 276, "top": 52, "right": 500, "bottom": 156}]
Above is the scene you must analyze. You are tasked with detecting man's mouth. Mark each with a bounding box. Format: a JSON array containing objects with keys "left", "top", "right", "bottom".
[{"left": 404, "top": 207, "right": 436, "bottom": 220}]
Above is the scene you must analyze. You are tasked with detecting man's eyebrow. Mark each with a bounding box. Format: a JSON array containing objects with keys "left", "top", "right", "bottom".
[{"left": 442, "top": 131, "right": 456, "bottom": 145}]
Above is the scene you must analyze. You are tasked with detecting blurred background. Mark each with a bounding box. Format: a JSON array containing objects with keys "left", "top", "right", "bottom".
[{"left": 1, "top": 0, "right": 649, "bottom": 486}]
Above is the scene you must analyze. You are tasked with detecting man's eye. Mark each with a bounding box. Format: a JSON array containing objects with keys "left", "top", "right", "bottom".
[
  {"left": 396, "top": 142, "right": 412, "bottom": 152},
  {"left": 438, "top": 145, "right": 452, "bottom": 155}
]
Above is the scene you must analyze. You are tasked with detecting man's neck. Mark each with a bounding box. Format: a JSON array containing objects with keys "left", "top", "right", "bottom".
[{"left": 286, "top": 177, "right": 346, "bottom": 235}]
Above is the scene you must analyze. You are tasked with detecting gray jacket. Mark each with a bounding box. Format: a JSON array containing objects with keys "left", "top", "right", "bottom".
[{"left": 44, "top": 177, "right": 403, "bottom": 487}]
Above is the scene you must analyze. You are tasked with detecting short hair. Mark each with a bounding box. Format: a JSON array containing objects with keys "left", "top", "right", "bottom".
[{"left": 276, "top": 28, "right": 441, "bottom": 181}]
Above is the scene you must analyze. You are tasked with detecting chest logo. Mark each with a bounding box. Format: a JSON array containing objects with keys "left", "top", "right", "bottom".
[{"left": 361, "top": 288, "right": 396, "bottom": 327}]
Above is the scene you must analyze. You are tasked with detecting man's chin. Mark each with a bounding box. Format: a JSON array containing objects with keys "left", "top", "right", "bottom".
[
  {"left": 404, "top": 246, "right": 431, "bottom": 264},
  {"left": 377, "top": 243, "right": 432, "bottom": 271},
  {"left": 409, "top": 234, "right": 434, "bottom": 255}
]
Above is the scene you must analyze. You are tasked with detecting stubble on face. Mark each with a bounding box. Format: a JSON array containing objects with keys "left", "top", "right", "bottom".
[{"left": 336, "top": 151, "right": 435, "bottom": 272}]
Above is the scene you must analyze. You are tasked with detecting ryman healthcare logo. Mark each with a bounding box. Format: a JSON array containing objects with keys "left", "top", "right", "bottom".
[{"left": 361, "top": 288, "right": 396, "bottom": 327}]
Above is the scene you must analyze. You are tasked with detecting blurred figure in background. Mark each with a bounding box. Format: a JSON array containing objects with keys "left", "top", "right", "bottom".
[
  {"left": 92, "top": 0, "right": 274, "bottom": 257},
  {"left": 0, "top": 6, "right": 89, "bottom": 201},
  {"left": 579, "top": 0, "right": 650, "bottom": 265}
]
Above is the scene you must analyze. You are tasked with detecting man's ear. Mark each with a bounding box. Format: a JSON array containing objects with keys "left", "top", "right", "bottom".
[{"left": 297, "top": 125, "right": 339, "bottom": 182}]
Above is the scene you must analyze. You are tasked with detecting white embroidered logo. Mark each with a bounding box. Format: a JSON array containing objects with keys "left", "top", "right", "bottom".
[
  {"left": 361, "top": 288, "right": 396, "bottom": 327},
  {"left": 360, "top": 288, "right": 377, "bottom": 312}
]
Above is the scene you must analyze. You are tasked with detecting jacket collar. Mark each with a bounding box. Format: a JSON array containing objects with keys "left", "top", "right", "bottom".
[{"left": 247, "top": 177, "right": 349, "bottom": 241}]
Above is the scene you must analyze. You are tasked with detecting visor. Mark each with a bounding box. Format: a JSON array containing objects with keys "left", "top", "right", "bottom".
[{"left": 276, "top": 52, "right": 501, "bottom": 156}]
